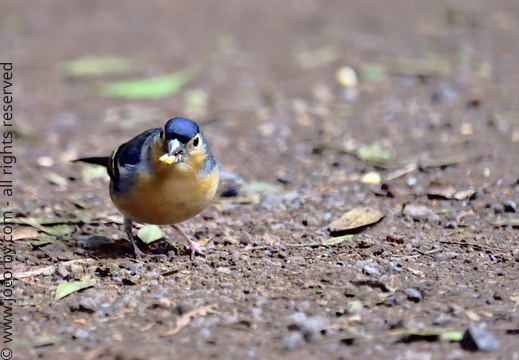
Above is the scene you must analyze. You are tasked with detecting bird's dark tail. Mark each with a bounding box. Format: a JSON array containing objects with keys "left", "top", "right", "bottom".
[{"left": 72, "top": 157, "right": 110, "bottom": 168}]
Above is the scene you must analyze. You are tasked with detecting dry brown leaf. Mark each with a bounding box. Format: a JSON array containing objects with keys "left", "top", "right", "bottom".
[
  {"left": 427, "top": 182, "right": 457, "bottom": 198},
  {"left": 329, "top": 207, "right": 384, "bottom": 233},
  {"left": 13, "top": 227, "right": 39, "bottom": 240},
  {"left": 14, "top": 259, "right": 96, "bottom": 279},
  {"left": 164, "top": 304, "right": 218, "bottom": 336}
]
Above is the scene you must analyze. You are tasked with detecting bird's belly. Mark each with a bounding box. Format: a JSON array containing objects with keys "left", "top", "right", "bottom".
[{"left": 110, "top": 174, "right": 217, "bottom": 225}]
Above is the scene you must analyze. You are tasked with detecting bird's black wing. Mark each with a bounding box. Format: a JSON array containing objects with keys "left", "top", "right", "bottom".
[{"left": 73, "top": 128, "right": 160, "bottom": 182}]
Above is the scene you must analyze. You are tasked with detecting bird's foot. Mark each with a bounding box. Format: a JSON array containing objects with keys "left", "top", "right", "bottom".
[
  {"left": 172, "top": 224, "right": 206, "bottom": 260},
  {"left": 186, "top": 240, "right": 206, "bottom": 261},
  {"left": 131, "top": 241, "right": 168, "bottom": 261}
]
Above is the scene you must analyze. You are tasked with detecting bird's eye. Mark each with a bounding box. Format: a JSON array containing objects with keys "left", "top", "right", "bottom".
[{"left": 193, "top": 136, "right": 199, "bottom": 147}]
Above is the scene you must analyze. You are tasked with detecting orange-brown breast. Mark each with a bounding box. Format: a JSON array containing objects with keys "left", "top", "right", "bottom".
[{"left": 110, "top": 143, "right": 218, "bottom": 225}]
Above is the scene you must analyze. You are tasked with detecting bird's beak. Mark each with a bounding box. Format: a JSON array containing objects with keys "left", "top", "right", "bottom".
[{"left": 159, "top": 139, "right": 186, "bottom": 165}]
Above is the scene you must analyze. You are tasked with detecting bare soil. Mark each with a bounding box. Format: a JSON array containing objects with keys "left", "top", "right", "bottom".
[{"left": 4, "top": 0, "right": 519, "bottom": 359}]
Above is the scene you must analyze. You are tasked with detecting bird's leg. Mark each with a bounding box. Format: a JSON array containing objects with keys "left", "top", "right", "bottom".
[
  {"left": 172, "top": 224, "right": 205, "bottom": 260},
  {"left": 124, "top": 218, "right": 167, "bottom": 260},
  {"left": 124, "top": 218, "right": 147, "bottom": 258}
]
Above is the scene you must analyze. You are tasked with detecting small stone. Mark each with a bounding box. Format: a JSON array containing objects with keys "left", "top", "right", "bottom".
[
  {"left": 386, "top": 234, "right": 405, "bottom": 244},
  {"left": 78, "top": 297, "right": 97, "bottom": 313},
  {"left": 283, "top": 332, "right": 304, "bottom": 351},
  {"left": 97, "top": 303, "right": 117, "bottom": 317},
  {"left": 276, "top": 172, "right": 294, "bottom": 185},
  {"left": 386, "top": 264, "right": 402, "bottom": 273},
  {"left": 491, "top": 204, "right": 503, "bottom": 214},
  {"left": 444, "top": 221, "right": 457, "bottom": 229},
  {"left": 403, "top": 204, "right": 440, "bottom": 223},
  {"left": 404, "top": 288, "right": 422, "bottom": 303},
  {"left": 298, "top": 316, "right": 330, "bottom": 342},
  {"left": 73, "top": 329, "right": 90, "bottom": 340},
  {"left": 220, "top": 186, "right": 239, "bottom": 198},
  {"left": 361, "top": 171, "right": 381, "bottom": 185},
  {"left": 37, "top": 156, "right": 54, "bottom": 167},
  {"left": 432, "top": 313, "right": 453, "bottom": 326},
  {"left": 362, "top": 265, "right": 380, "bottom": 277},
  {"left": 56, "top": 263, "right": 70, "bottom": 279},
  {"left": 199, "top": 328, "right": 212, "bottom": 339},
  {"left": 357, "top": 238, "right": 374, "bottom": 248},
  {"left": 503, "top": 201, "right": 517, "bottom": 213},
  {"left": 461, "top": 323, "right": 500, "bottom": 352}
]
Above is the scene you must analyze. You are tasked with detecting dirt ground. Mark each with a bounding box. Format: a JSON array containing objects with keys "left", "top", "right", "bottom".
[{"left": 4, "top": 0, "right": 519, "bottom": 359}]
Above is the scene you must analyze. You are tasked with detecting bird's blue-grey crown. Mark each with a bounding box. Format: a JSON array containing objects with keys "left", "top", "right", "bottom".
[{"left": 164, "top": 117, "right": 200, "bottom": 143}]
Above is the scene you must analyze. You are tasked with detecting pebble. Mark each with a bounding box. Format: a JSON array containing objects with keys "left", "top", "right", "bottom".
[
  {"left": 298, "top": 316, "right": 330, "bottom": 342},
  {"left": 73, "top": 329, "right": 90, "bottom": 340},
  {"left": 386, "top": 264, "right": 403, "bottom": 274},
  {"left": 97, "top": 303, "right": 117, "bottom": 317},
  {"left": 77, "top": 297, "right": 97, "bottom": 313},
  {"left": 220, "top": 186, "right": 239, "bottom": 197},
  {"left": 491, "top": 204, "right": 503, "bottom": 214},
  {"left": 283, "top": 332, "right": 305, "bottom": 351},
  {"left": 404, "top": 288, "right": 422, "bottom": 303},
  {"left": 503, "top": 201, "right": 517, "bottom": 213},
  {"left": 444, "top": 221, "right": 457, "bottom": 229},
  {"left": 461, "top": 323, "right": 500, "bottom": 352},
  {"left": 362, "top": 265, "right": 380, "bottom": 277},
  {"left": 403, "top": 204, "right": 440, "bottom": 223},
  {"left": 432, "top": 313, "right": 453, "bottom": 326}
]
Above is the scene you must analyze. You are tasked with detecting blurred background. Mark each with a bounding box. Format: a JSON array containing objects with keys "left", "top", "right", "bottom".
[{"left": 6, "top": 0, "right": 519, "bottom": 192}]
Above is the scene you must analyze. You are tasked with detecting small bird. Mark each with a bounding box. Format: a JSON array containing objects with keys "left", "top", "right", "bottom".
[{"left": 74, "top": 117, "right": 219, "bottom": 260}]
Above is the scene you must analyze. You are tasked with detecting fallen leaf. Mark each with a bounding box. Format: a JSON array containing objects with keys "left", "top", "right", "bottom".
[
  {"left": 97, "top": 67, "right": 197, "bottom": 99},
  {"left": 295, "top": 46, "right": 341, "bottom": 69},
  {"left": 55, "top": 275, "right": 97, "bottom": 301},
  {"left": 357, "top": 142, "right": 394, "bottom": 167},
  {"left": 14, "top": 259, "right": 96, "bottom": 279},
  {"left": 45, "top": 171, "right": 68, "bottom": 188},
  {"left": 59, "top": 56, "right": 136, "bottom": 77},
  {"left": 286, "top": 234, "right": 353, "bottom": 247},
  {"left": 137, "top": 225, "right": 164, "bottom": 244},
  {"left": 329, "top": 208, "right": 384, "bottom": 233},
  {"left": 13, "top": 227, "right": 39, "bottom": 240},
  {"left": 5, "top": 217, "right": 74, "bottom": 237},
  {"left": 184, "top": 89, "right": 208, "bottom": 113},
  {"left": 358, "top": 63, "right": 387, "bottom": 82},
  {"left": 215, "top": 195, "right": 260, "bottom": 204},
  {"left": 81, "top": 165, "right": 108, "bottom": 182},
  {"left": 419, "top": 155, "right": 465, "bottom": 169},
  {"left": 242, "top": 181, "right": 283, "bottom": 196},
  {"left": 441, "top": 331, "right": 464, "bottom": 342},
  {"left": 494, "top": 218, "right": 519, "bottom": 227},
  {"left": 465, "top": 310, "right": 480, "bottom": 322},
  {"left": 385, "top": 163, "right": 418, "bottom": 181},
  {"left": 427, "top": 182, "right": 457, "bottom": 198},
  {"left": 386, "top": 57, "right": 452, "bottom": 77}
]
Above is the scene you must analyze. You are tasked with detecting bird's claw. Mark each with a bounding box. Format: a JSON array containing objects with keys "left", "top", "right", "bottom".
[{"left": 188, "top": 242, "right": 206, "bottom": 260}]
